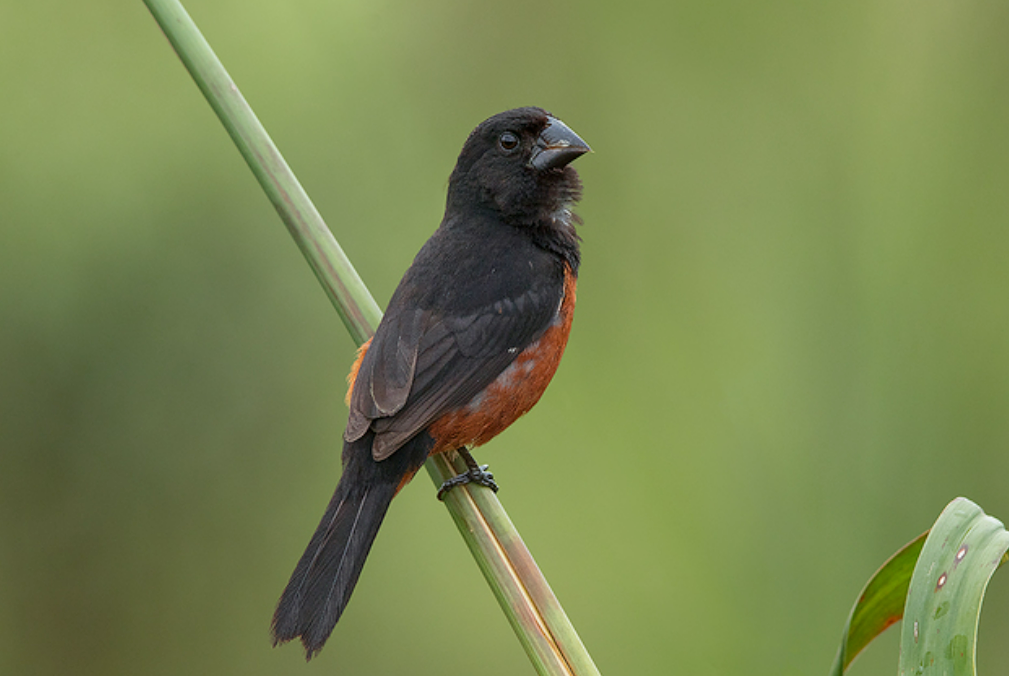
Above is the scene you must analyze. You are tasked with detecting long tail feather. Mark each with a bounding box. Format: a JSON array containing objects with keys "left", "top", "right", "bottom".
[{"left": 272, "top": 431, "right": 429, "bottom": 659}]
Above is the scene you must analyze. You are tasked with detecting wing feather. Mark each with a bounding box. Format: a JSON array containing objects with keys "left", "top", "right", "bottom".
[{"left": 347, "top": 279, "right": 563, "bottom": 461}]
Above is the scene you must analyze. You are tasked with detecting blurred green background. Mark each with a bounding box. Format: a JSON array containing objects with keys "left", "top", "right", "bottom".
[{"left": 2, "top": 0, "right": 1008, "bottom": 674}]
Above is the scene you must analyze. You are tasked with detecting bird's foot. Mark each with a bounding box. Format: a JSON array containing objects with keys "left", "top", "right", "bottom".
[{"left": 437, "top": 449, "right": 499, "bottom": 500}]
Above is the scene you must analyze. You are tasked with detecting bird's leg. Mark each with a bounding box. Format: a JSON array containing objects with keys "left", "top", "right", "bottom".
[{"left": 437, "top": 447, "right": 499, "bottom": 500}]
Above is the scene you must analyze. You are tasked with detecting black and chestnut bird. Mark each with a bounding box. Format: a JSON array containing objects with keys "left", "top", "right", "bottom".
[{"left": 271, "top": 107, "right": 590, "bottom": 658}]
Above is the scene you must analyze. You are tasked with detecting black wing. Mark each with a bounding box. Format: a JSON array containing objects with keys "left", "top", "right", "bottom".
[{"left": 346, "top": 280, "right": 562, "bottom": 460}]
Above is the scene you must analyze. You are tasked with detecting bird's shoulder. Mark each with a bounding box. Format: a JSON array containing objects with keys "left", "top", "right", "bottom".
[{"left": 396, "top": 212, "right": 564, "bottom": 315}]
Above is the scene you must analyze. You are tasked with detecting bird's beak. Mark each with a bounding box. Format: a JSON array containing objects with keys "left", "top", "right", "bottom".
[{"left": 529, "top": 116, "right": 591, "bottom": 171}]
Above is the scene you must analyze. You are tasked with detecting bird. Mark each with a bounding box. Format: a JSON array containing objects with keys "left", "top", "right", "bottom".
[{"left": 271, "top": 107, "right": 590, "bottom": 659}]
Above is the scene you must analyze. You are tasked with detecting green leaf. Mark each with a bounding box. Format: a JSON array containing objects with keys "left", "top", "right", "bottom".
[
  {"left": 829, "top": 530, "right": 928, "bottom": 675},
  {"left": 898, "top": 497, "right": 1009, "bottom": 676}
]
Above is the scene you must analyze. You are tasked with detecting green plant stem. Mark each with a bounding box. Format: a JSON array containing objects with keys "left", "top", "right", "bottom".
[
  {"left": 143, "top": 1, "right": 600, "bottom": 674},
  {"left": 430, "top": 451, "right": 600, "bottom": 675},
  {"left": 144, "top": 0, "right": 379, "bottom": 344}
]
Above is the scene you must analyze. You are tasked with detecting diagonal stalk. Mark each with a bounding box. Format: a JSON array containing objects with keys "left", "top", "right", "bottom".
[{"left": 142, "top": 1, "right": 600, "bottom": 674}]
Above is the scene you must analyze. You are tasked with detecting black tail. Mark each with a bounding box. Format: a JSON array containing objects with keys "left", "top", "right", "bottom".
[{"left": 271, "top": 431, "right": 430, "bottom": 659}]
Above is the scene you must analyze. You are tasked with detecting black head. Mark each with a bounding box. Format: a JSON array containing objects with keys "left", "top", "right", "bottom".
[{"left": 446, "top": 107, "right": 590, "bottom": 228}]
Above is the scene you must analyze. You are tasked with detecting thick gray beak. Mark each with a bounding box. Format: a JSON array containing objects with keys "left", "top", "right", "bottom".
[{"left": 529, "top": 116, "right": 591, "bottom": 171}]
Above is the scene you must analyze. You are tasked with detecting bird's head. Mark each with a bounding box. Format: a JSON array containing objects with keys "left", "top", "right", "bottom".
[{"left": 447, "top": 107, "right": 590, "bottom": 228}]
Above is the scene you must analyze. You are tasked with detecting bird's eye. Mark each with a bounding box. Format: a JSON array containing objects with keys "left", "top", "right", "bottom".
[{"left": 498, "top": 131, "right": 519, "bottom": 152}]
